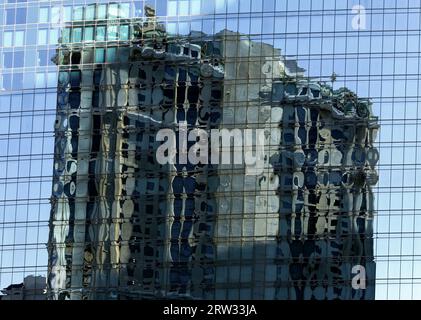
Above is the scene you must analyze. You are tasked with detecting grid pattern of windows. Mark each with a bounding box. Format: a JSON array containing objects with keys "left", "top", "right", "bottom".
[{"left": 0, "top": 0, "right": 420, "bottom": 300}]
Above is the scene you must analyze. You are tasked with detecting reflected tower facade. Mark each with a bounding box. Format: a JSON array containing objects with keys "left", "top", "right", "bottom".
[{"left": 47, "top": 3, "right": 378, "bottom": 300}]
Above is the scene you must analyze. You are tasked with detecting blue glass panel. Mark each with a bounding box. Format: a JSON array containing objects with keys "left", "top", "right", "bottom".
[
  {"left": 15, "top": 8, "right": 26, "bottom": 24},
  {"left": 3, "top": 52, "right": 13, "bottom": 68}
]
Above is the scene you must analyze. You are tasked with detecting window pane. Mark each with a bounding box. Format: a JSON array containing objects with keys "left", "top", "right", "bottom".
[
  {"left": 12, "top": 73, "right": 23, "bottom": 90},
  {"left": 25, "top": 48, "right": 37, "bottom": 67},
  {"left": 35, "top": 73, "right": 45, "bottom": 88},
  {"left": 61, "top": 29, "right": 70, "bottom": 43},
  {"left": 48, "top": 49, "right": 56, "bottom": 66},
  {"left": 37, "top": 29, "right": 48, "bottom": 45},
  {"left": 119, "top": 25, "right": 129, "bottom": 40},
  {"left": 108, "top": 3, "right": 119, "bottom": 19},
  {"left": 49, "top": 29, "right": 59, "bottom": 45},
  {"left": 134, "top": 1, "right": 143, "bottom": 16},
  {"left": 179, "top": 1, "right": 189, "bottom": 15},
  {"left": 37, "top": 50, "right": 48, "bottom": 66},
  {"left": 106, "top": 47, "right": 117, "bottom": 62},
  {"left": 11, "top": 94, "right": 22, "bottom": 111},
  {"left": 4, "top": 32, "right": 13, "bottom": 47},
  {"left": 47, "top": 72, "right": 57, "bottom": 88},
  {"left": 72, "top": 28, "right": 82, "bottom": 42},
  {"left": 168, "top": 1, "right": 177, "bottom": 16},
  {"left": 57, "top": 51, "right": 67, "bottom": 65},
  {"left": 107, "top": 25, "right": 118, "bottom": 41},
  {"left": 82, "top": 49, "right": 93, "bottom": 64},
  {"left": 6, "top": 9, "right": 15, "bottom": 25},
  {"left": 95, "top": 48, "right": 105, "bottom": 63},
  {"left": 117, "top": 47, "right": 130, "bottom": 62},
  {"left": 14, "top": 51, "right": 24, "bottom": 68},
  {"left": 96, "top": 26, "right": 106, "bottom": 41},
  {"left": 26, "top": 7, "right": 38, "bottom": 23},
  {"left": 191, "top": 0, "right": 201, "bottom": 15},
  {"left": 1, "top": 73, "right": 12, "bottom": 90},
  {"left": 120, "top": 3, "right": 130, "bottom": 18},
  {"left": 64, "top": 6, "right": 72, "bottom": 21},
  {"left": 51, "top": 6, "right": 60, "bottom": 24},
  {"left": 26, "top": 28, "right": 37, "bottom": 45},
  {"left": 39, "top": 7, "right": 49, "bottom": 23},
  {"left": 3, "top": 52, "right": 13, "bottom": 68},
  {"left": 97, "top": 4, "right": 107, "bottom": 19},
  {"left": 0, "top": 96, "right": 11, "bottom": 112},
  {"left": 85, "top": 5, "right": 95, "bottom": 20},
  {"left": 15, "top": 31, "right": 25, "bottom": 46},
  {"left": 73, "top": 6, "right": 83, "bottom": 20},
  {"left": 84, "top": 27, "right": 94, "bottom": 41},
  {"left": 37, "top": 49, "right": 55, "bottom": 67}
]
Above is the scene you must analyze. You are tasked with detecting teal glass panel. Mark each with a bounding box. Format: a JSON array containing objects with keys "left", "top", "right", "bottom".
[
  {"left": 84, "top": 27, "right": 94, "bottom": 41},
  {"left": 120, "top": 3, "right": 130, "bottom": 18},
  {"left": 72, "top": 28, "right": 82, "bottom": 42},
  {"left": 96, "top": 26, "right": 106, "bottom": 41},
  {"left": 108, "top": 3, "right": 119, "bottom": 19},
  {"left": 119, "top": 25, "right": 129, "bottom": 40},
  {"left": 64, "top": 6, "right": 72, "bottom": 21},
  {"left": 61, "top": 29, "right": 70, "bottom": 44},
  {"left": 106, "top": 47, "right": 117, "bottom": 62},
  {"left": 95, "top": 48, "right": 105, "bottom": 63},
  {"left": 49, "top": 29, "right": 59, "bottom": 45},
  {"left": 73, "top": 6, "right": 83, "bottom": 20},
  {"left": 97, "top": 4, "right": 107, "bottom": 19},
  {"left": 107, "top": 25, "right": 118, "bottom": 41},
  {"left": 85, "top": 5, "right": 95, "bottom": 20}
]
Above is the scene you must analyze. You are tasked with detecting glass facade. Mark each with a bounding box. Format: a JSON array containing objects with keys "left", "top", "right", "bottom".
[{"left": 0, "top": 0, "right": 420, "bottom": 300}]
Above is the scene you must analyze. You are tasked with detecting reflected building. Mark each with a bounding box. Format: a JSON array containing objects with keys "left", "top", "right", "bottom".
[
  {"left": 47, "top": 3, "right": 379, "bottom": 300},
  {"left": 0, "top": 276, "right": 46, "bottom": 300}
]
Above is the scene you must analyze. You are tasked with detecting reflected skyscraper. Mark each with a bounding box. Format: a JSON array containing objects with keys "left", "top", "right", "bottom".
[{"left": 47, "top": 3, "right": 378, "bottom": 300}]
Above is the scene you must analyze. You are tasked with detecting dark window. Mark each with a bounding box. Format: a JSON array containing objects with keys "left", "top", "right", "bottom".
[
  {"left": 93, "top": 70, "right": 102, "bottom": 86},
  {"left": 69, "top": 92, "right": 81, "bottom": 109},
  {"left": 71, "top": 52, "right": 81, "bottom": 65},
  {"left": 311, "top": 89, "right": 320, "bottom": 98},
  {"left": 146, "top": 205, "right": 153, "bottom": 214},
  {"left": 300, "top": 87, "right": 308, "bottom": 95},
  {"left": 70, "top": 71, "right": 81, "bottom": 87}
]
